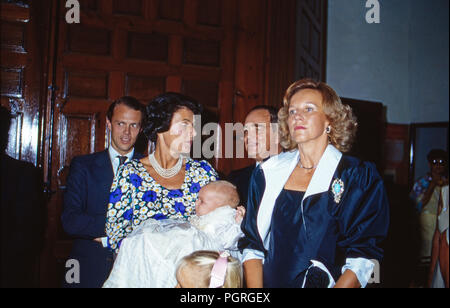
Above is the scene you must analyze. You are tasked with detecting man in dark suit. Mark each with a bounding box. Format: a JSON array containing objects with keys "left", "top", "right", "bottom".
[
  {"left": 0, "top": 106, "right": 45, "bottom": 288},
  {"left": 61, "top": 97, "right": 145, "bottom": 288},
  {"left": 227, "top": 106, "right": 282, "bottom": 208}
]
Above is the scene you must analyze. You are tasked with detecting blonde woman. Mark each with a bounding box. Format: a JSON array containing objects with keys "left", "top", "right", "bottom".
[{"left": 239, "top": 79, "right": 390, "bottom": 288}]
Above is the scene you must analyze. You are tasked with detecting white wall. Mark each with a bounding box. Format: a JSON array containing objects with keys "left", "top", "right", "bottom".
[{"left": 326, "top": 0, "right": 449, "bottom": 124}]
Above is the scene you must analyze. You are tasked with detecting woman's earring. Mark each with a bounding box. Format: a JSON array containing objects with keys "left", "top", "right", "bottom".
[{"left": 326, "top": 126, "right": 331, "bottom": 134}]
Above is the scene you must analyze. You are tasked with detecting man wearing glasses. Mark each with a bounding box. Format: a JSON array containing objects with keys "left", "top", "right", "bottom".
[{"left": 410, "top": 149, "right": 449, "bottom": 286}]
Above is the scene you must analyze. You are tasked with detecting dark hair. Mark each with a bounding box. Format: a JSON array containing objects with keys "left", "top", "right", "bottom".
[
  {"left": 144, "top": 92, "right": 203, "bottom": 143},
  {"left": 248, "top": 105, "right": 279, "bottom": 124},
  {"left": 0, "top": 106, "right": 12, "bottom": 154},
  {"left": 427, "top": 149, "right": 448, "bottom": 163},
  {"left": 107, "top": 96, "right": 145, "bottom": 122}
]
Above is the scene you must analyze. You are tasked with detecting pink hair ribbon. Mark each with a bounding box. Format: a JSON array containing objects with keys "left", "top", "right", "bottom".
[{"left": 209, "top": 251, "right": 230, "bottom": 288}]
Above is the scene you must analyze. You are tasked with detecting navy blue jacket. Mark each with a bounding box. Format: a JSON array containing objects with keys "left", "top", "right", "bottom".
[
  {"left": 61, "top": 150, "right": 142, "bottom": 288},
  {"left": 227, "top": 163, "right": 256, "bottom": 209}
]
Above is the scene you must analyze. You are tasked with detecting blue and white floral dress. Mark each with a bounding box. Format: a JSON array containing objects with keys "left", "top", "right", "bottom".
[{"left": 106, "top": 158, "right": 218, "bottom": 252}]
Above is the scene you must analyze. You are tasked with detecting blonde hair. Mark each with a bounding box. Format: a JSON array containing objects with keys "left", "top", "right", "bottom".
[
  {"left": 278, "top": 78, "right": 358, "bottom": 153},
  {"left": 176, "top": 251, "right": 243, "bottom": 288}
]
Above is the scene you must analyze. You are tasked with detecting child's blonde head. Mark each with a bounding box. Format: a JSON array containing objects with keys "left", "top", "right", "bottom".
[{"left": 176, "top": 250, "right": 242, "bottom": 288}]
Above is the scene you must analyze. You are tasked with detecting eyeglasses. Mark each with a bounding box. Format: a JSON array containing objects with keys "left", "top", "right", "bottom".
[{"left": 431, "top": 159, "right": 447, "bottom": 166}]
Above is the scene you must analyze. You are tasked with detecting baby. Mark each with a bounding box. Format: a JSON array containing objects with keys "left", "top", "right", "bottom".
[
  {"left": 103, "top": 181, "right": 245, "bottom": 288},
  {"left": 176, "top": 250, "right": 242, "bottom": 288}
]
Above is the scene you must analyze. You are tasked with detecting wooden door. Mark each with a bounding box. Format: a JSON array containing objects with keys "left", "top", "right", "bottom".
[
  {"left": 41, "top": 0, "right": 238, "bottom": 287},
  {"left": 0, "top": 0, "right": 48, "bottom": 165},
  {"left": 1, "top": 0, "right": 51, "bottom": 287},
  {"left": 296, "top": 0, "right": 328, "bottom": 81}
]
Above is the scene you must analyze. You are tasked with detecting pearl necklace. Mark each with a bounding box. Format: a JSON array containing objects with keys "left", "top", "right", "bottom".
[
  {"left": 149, "top": 153, "right": 184, "bottom": 179},
  {"left": 299, "top": 159, "right": 317, "bottom": 170}
]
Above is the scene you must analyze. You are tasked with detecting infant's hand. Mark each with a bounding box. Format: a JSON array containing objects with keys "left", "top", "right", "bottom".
[{"left": 235, "top": 206, "right": 246, "bottom": 224}]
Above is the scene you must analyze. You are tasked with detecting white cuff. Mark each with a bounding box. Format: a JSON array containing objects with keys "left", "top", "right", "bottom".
[
  {"left": 302, "top": 260, "right": 336, "bottom": 288},
  {"left": 101, "top": 237, "right": 108, "bottom": 248},
  {"left": 242, "top": 248, "right": 265, "bottom": 264},
  {"left": 342, "top": 258, "right": 375, "bottom": 288}
]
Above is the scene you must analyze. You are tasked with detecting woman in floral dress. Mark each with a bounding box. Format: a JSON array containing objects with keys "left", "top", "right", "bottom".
[{"left": 106, "top": 93, "right": 218, "bottom": 252}]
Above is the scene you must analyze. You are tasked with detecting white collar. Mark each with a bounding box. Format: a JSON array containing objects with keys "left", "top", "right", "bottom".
[
  {"left": 303, "top": 144, "right": 342, "bottom": 200},
  {"left": 108, "top": 146, "right": 134, "bottom": 162},
  {"left": 261, "top": 144, "right": 342, "bottom": 196}
]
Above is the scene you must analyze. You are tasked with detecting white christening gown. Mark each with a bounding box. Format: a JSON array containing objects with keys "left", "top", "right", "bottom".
[{"left": 103, "top": 206, "right": 243, "bottom": 288}]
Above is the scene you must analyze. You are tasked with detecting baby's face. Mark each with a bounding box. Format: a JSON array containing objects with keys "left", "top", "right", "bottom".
[{"left": 195, "top": 186, "right": 224, "bottom": 216}]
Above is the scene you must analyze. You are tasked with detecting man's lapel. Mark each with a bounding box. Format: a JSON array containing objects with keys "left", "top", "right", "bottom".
[{"left": 95, "top": 150, "right": 114, "bottom": 185}]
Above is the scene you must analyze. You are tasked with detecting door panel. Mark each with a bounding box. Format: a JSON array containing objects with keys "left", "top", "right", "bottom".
[
  {"left": 0, "top": 0, "right": 46, "bottom": 165},
  {"left": 296, "top": 0, "right": 327, "bottom": 81}
]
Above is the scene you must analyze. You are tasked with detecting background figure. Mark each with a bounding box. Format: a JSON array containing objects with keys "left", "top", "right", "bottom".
[
  {"left": 0, "top": 106, "right": 45, "bottom": 288},
  {"left": 176, "top": 250, "right": 242, "bottom": 288},
  {"left": 227, "top": 106, "right": 281, "bottom": 208},
  {"left": 428, "top": 185, "right": 449, "bottom": 288},
  {"left": 61, "top": 97, "right": 145, "bottom": 288},
  {"left": 410, "top": 149, "right": 448, "bottom": 286}
]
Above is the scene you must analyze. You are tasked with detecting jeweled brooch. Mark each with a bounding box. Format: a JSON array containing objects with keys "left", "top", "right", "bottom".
[{"left": 331, "top": 178, "right": 345, "bottom": 204}]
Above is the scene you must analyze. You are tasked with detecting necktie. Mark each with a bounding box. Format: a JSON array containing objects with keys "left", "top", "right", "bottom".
[{"left": 118, "top": 156, "right": 128, "bottom": 166}]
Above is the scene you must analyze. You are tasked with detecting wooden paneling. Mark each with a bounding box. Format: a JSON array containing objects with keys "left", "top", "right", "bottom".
[
  {"left": 66, "top": 25, "right": 111, "bottom": 56},
  {"left": 296, "top": 0, "right": 327, "bottom": 81},
  {"left": 65, "top": 70, "right": 109, "bottom": 99},
  {"left": 0, "top": 20, "right": 26, "bottom": 52},
  {"left": 197, "top": 0, "right": 222, "bottom": 27},
  {"left": 264, "top": 0, "right": 297, "bottom": 108},
  {"left": 0, "top": 67, "right": 23, "bottom": 97},
  {"left": 79, "top": 0, "right": 98, "bottom": 12},
  {"left": 183, "top": 38, "right": 221, "bottom": 67},
  {"left": 59, "top": 113, "right": 98, "bottom": 166},
  {"left": 1, "top": 0, "right": 50, "bottom": 288},
  {"left": 183, "top": 79, "right": 219, "bottom": 109},
  {"left": 157, "top": 0, "right": 184, "bottom": 21},
  {"left": 112, "top": 0, "right": 143, "bottom": 16},
  {"left": 4, "top": 107, "right": 24, "bottom": 159},
  {"left": 125, "top": 74, "right": 166, "bottom": 101},
  {"left": 127, "top": 32, "right": 168, "bottom": 62},
  {"left": 0, "top": 1, "right": 48, "bottom": 165}
]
